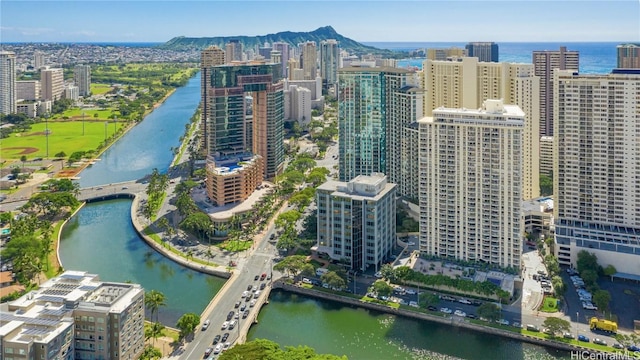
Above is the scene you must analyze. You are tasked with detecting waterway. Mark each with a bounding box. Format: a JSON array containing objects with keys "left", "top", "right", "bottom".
[
  {"left": 78, "top": 73, "right": 201, "bottom": 187},
  {"left": 248, "top": 291, "right": 571, "bottom": 360},
  {"left": 59, "top": 199, "right": 224, "bottom": 326},
  {"left": 61, "top": 70, "right": 570, "bottom": 358}
]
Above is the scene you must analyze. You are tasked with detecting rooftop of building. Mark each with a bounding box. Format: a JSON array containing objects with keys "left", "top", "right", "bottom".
[
  {"left": 207, "top": 153, "right": 259, "bottom": 176},
  {"left": 317, "top": 173, "right": 396, "bottom": 201},
  {"left": 206, "top": 182, "right": 274, "bottom": 222},
  {"left": 522, "top": 196, "right": 554, "bottom": 213},
  {"left": 428, "top": 99, "right": 525, "bottom": 119},
  {"left": 617, "top": 43, "right": 640, "bottom": 47}
]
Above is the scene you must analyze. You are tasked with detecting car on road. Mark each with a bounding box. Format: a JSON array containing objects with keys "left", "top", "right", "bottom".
[
  {"left": 201, "top": 319, "right": 210, "bottom": 331},
  {"left": 454, "top": 310, "right": 467, "bottom": 317},
  {"left": 234, "top": 301, "right": 241, "bottom": 308},
  {"left": 234, "top": 312, "right": 239, "bottom": 319},
  {"left": 227, "top": 311, "right": 234, "bottom": 321},
  {"left": 228, "top": 320, "right": 236, "bottom": 330},
  {"left": 242, "top": 290, "right": 250, "bottom": 298},
  {"left": 221, "top": 321, "right": 229, "bottom": 330},
  {"left": 577, "top": 335, "right": 590, "bottom": 342},
  {"left": 247, "top": 285, "right": 253, "bottom": 291},
  {"left": 260, "top": 282, "right": 266, "bottom": 290},
  {"left": 212, "top": 335, "right": 221, "bottom": 344},
  {"left": 240, "top": 303, "right": 246, "bottom": 311},
  {"left": 250, "top": 299, "right": 257, "bottom": 307},
  {"left": 243, "top": 310, "right": 249, "bottom": 318},
  {"left": 261, "top": 273, "right": 267, "bottom": 281},
  {"left": 204, "top": 347, "right": 213, "bottom": 357},
  {"left": 224, "top": 342, "right": 231, "bottom": 349},
  {"left": 253, "top": 290, "right": 261, "bottom": 299},
  {"left": 440, "top": 307, "right": 452, "bottom": 314},
  {"left": 254, "top": 275, "right": 260, "bottom": 281},
  {"left": 213, "top": 344, "right": 223, "bottom": 355},
  {"left": 221, "top": 333, "right": 229, "bottom": 342},
  {"left": 593, "top": 338, "right": 607, "bottom": 346}
]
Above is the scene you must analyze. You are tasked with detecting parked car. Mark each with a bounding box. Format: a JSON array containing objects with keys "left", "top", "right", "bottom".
[
  {"left": 454, "top": 310, "right": 467, "bottom": 317},
  {"left": 578, "top": 335, "right": 590, "bottom": 342},
  {"left": 496, "top": 319, "right": 510, "bottom": 326},
  {"left": 374, "top": 272, "right": 383, "bottom": 278},
  {"left": 612, "top": 343, "right": 624, "bottom": 349},
  {"left": 526, "top": 324, "right": 540, "bottom": 332},
  {"left": 512, "top": 322, "right": 522, "bottom": 328},
  {"left": 440, "top": 307, "right": 452, "bottom": 314},
  {"left": 427, "top": 306, "right": 437, "bottom": 311},
  {"left": 627, "top": 345, "right": 640, "bottom": 352},
  {"left": 458, "top": 298, "right": 472, "bottom": 305},
  {"left": 593, "top": 338, "right": 607, "bottom": 346},
  {"left": 562, "top": 332, "right": 574, "bottom": 339},
  {"left": 405, "top": 289, "right": 417, "bottom": 295},
  {"left": 409, "top": 301, "right": 419, "bottom": 308},
  {"left": 302, "top": 278, "right": 313, "bottom": 284},
  {"left": 466, "top": 314, "right": 477, "bottom": 319},
  {"left": 201, "top": 319, "right": 210, "bottom": 331}
]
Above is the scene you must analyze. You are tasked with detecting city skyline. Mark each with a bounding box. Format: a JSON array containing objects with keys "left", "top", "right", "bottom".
[{"left": 1, "top": 1, "right": 638, "bottom": 43}]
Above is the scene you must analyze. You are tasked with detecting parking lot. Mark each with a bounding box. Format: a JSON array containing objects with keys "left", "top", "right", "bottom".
[{"left": 597, "top": 276, "right": 640, "bottom": 330}]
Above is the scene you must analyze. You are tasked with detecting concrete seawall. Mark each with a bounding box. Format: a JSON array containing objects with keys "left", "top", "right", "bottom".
[{"left": 272, "top": 281, "right": 604, "bottom": 356}]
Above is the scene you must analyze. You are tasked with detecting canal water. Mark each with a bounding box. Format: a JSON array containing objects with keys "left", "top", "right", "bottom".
[
  {"left": 61, "top": 71, "right": 569, "bottom": 358},
  {"left": 248, "top": 291, "right": 571, "bottom": 360},
  {"left": 59, "top": 198, "right": 224, "bottom": 326},
  {"left": 78, "top": 73, "right": 202, "bottom": 187}
]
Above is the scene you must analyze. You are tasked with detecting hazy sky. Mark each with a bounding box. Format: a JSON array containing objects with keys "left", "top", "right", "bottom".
[{"left": 1, "top": 0, "right": 638, "bottom": 43}]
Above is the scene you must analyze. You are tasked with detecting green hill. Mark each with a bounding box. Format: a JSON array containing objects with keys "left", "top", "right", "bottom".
[{"left": 158, "top": 26, "right": 406, "bottom": 58}]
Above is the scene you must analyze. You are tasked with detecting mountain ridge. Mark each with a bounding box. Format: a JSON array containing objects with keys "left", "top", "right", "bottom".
[{"left": 158, "top": 26, "right": 406, "bottom": 58}]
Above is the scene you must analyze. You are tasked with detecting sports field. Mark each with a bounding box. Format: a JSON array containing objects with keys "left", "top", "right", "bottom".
[{"left": 1, "top": 120, "right": 125, "bottom": 160}]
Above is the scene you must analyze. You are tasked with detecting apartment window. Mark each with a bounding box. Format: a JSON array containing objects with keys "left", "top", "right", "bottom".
[{"left": 5, "top": 348, "right": 13, "bottom": 354}]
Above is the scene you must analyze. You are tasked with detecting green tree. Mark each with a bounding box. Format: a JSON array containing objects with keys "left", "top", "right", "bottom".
[
  {"left": 551, "top": 275, "right": 566, "bottom": 296},
  {"left": 139, "top": 345, "right": 162, "bottom": 360},
  {"left": 603, "top": 264, "right": 617, "bottom": 277},
  {"left": 592, "top": 289, "right": 611, "bottom": 312},
  {"left": 419, "top": 292, "right": 440, "bottom": 308},
  {"left": 372, "top": 280, "right": 393, "bottom": 298},
  {"left": 20, "top": 155, "right": 27, "bottom": 171},
  {"left": 219, "top": 338, "right": 347, "bottom": 360},
  {"left": 542, "top": 317, "right": 571, "bottom": 337},
  {"left": 540, "top": 174, "right": 553, "bottom": 196},
  {"left": 576, "top": 250, "right": 599, "bottom": 275},
  {"left": 145, "top": 321, "right": 165, "bottom": 346},
  {"left": 320, "top": 271, "right": 346, "bottom": 290},
  {"left": 144, "top": 290, "right": 166, "bottom": 323},
  {"left": 379, "top": 264, "right": 396, "bottom": 282},
  {"left": 477, "top": 303, "right": 501, "bottom": 322},
  {"left": 580, "top": 269, "right": 598, "bottom": 288},
  {"left": 299, "top": 263, "right": 316, "bottom": 278},
  {"left": 176, "top": 312, "right": 200, "bottom": 341},
  {"left": 273, "top": 255, "right": 307, "bottom": 278}
]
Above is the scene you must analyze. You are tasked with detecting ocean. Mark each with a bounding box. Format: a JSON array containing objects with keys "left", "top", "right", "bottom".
[{"left": 363, "top": 42, "right": 620, "bottom": 74}]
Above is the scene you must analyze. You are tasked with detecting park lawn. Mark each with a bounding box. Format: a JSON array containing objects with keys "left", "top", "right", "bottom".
[
  {"left": 541, "top": 296, "right": 559, "bottom": 313},
  {"left": 0, "top": 121, "right": 125, "bottom": 160},
  {"left": 217, "top": 240, "right": 252, "bottom": 252},
  {"left": 90, "top": 83, "right": 113, "bottom": 95},
  {"left": 55, "top": 107, "right": 115, "bottom": 120}
]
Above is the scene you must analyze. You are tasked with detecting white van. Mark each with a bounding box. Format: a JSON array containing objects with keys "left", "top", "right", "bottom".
[{"left": 316, "top": 268, "right": 329, "bottom": 277}]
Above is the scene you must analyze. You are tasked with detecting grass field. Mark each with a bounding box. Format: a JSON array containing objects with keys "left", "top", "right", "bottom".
[
  {"left": 541, "top": 296, "right": 559, "bottom": 313},
  {"left": 51, "top": 108, "right": 115, "bottom": 121},
  {"left": 90, "top": 83, "right": 113, "bottom": 95},
  {"left": 0, "top": 121, "right": 125, "bottom": 160}
]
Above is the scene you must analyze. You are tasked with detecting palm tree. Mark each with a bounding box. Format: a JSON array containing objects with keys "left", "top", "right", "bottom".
[
  {"left": 144, "top": 290, "right": 166, "bottom": 323},
  {"left": 145, "top": 321, "right": 165, "bottom": 347}
]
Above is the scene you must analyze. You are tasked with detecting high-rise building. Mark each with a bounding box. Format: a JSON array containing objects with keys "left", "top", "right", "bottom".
[
  {"left": 422, "top": 57, "right": 540, "bottom": 199},
  {"left": 419, "top": 100, "right": 524, "bottom": 268},
  {"left": 553, "top": 69, "right": 640, "bottom": 275},
  {"left": 426, "top": 47, "right": 466, "bottom": 61},
  {"left": 0, "top": 51, "right": 16, "bottom": 115},
  {"left": 316, "top": 173, "right": 396, "bottom": 272},
  {"left": 273, "top": 42, "right": 290, "bottom": 77},
  {"left": 284, "top": 84, "right": 312, "bottom": 126},
  {"left": 0, "top": 271, "right": 145, "bottom": 360},
  {"left": 74, "top": 64, "right": 91, "bottom": 97},
  {"left": 202, "top": 61, "right": 284, "bottom": 205},
  {"left": 319, "top": 39, "right": 340, "bottom": 91},
  {"left": 258, "top": 45, "right": 272, "bottom": 60},
  {"left": 617, "top": 43, "right": 640, "bottom": 69},
  {"left": 200, "top": 46, "right": 226, "bottom": 154},
  {"left": 299, "top": 41, "right": 317, "bottom": 80},
  {"left": 270, "top": 50, "right": 282, "bottom": 67},
  {"left": 401, "top": 122, "right": 419, "bottom": 202},
  {"left": 33, "top": 51, "right": 45, "bottom": 69},
  {"left": 40, "top": 67, "right": 64, "bottom": 101},
  {"left": 225, "top": 39, "right": 243, "bottom": 63},
  {"left": 64, "top": 84, "right": 79, "bottom": 102},
  {"left": 338, "top": 67, "right": 420, "bottom": 184},
  {"left": 465, "top": 42, "right": 499, "bottom": 62},
  {"left": 539, "top": 136, "right": 554, "bottom": 177},
  {"left": 16, "top": 80, "right": 40, "bottom": 101},
  {"left": 532, "top": 46, "right": 579, "bottom": 136}
]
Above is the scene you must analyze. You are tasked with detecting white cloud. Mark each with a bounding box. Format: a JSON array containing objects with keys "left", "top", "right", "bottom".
[{"left": 0, "top": 26, "right": 54, "bottom": 36}]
